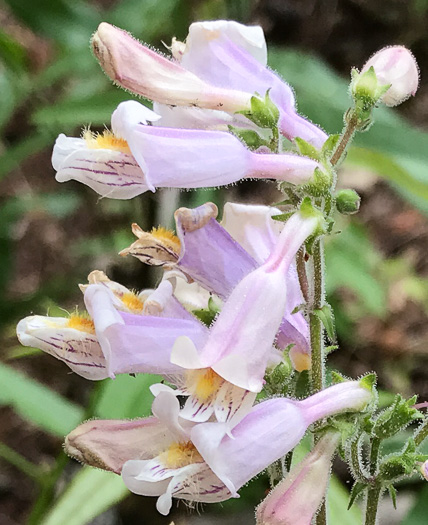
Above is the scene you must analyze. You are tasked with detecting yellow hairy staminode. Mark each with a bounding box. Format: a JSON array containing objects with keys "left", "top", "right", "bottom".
[
  {"left": 159, "top": 441, "right": 203, "bottom": 469},
  {"left": 186, "top": 368, "right": 224, "bottom": 403},
  {"left": 67, "top": 314, "right": 96, "bottom": 334},
  {"left": 83, "top": 129, "right": 131, "bottom": 154},
  {"left": 121, "top": 292, "right": 144, "bottom": 313},
  {"left": 150, "top": 226, "right": 181, "bottom": 252}
]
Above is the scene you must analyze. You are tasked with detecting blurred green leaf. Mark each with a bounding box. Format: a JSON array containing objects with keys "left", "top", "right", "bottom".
[
  {"left": 325, "top": 222, "right": 387, "bottom": 317},
  {"left": 0, "top": 29, "right": 27, "bottom": 71},
  {"left": 401, "top": 483, "right": 428, "bottom": 524},
  {"left": 5, "top": 0, "right": 101, "bottom": 49},
  {"left": 0, "top": 362, "right": 84, "bottom": 436},
  {"left": 328, "top": 476, "right": 362, "bottom": 524},
  {"left": 32, "top": 90, "right": 139, "bottom": 129},
  {"left": 96, "top": 373, "right": 160, "bottom": 419},
  {"left": 41, "top": 467, "right": 128, "bottom": 525}
]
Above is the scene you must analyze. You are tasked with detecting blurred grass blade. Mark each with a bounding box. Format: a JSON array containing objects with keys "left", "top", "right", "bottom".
[
  {"left": 41, "top": 467, "right": 128, "bottom": 525},
  {"left": 0, "top": 362, "right": 84, "bottom": 436}
]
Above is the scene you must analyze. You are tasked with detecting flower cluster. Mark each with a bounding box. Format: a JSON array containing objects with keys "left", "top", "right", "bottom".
[{"left": 16, "top": 18, "right": 423, "bottom": 523}]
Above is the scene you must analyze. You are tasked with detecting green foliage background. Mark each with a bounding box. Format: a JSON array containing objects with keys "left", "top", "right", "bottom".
[{"left": 0, "top": 0, "right": 427, "bottom": 523}]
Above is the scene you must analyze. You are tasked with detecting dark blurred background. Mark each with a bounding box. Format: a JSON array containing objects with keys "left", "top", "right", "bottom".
[{"left": 0, "top": 0, "right": 427, "bottom": 524}]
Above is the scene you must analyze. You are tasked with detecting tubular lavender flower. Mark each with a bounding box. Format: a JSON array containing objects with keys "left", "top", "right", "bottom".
[
  {"left": 112, "top": 101, "right": 323, "bottom": 191},
  {"left": 170, "top": 204, "right": 322, "bottom": 392},
  {"left": 92, "top": 22, "right": 254, "bottom": 112},
  {"left": 53, "top": 100, "right": 323, "bottom": 198},
  {"left": 121, "top": 202, "right": 311, "bottom": 370},
  {"left": 17, "top": 276, "right": 209, "bottom": 380},
  {"left": 174, "top": 20, "right": 328, "bottom": 146},
  {"left": 256, "top": 432, "right": 340, "bottom": 525},
  {"left": 65, "top": 381, "right": 372, "bottom": 514}
]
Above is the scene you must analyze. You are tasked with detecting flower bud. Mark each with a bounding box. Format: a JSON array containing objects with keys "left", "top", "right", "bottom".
[
  {"left": 335, "top": 189, "right": 361, "bottom": 214},
  {"left": 91, "top": 23, "right": 252, "bottom": 112},
  {"left": 256, "top": 433, "right": 340, "bottom": 525},
  {"left": 361, "top": 46, "right": 419, "bottom": 107}
]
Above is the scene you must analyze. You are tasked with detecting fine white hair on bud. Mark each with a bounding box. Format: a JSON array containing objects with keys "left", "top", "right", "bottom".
[{"left": 361, "top": 45, "right": 419, "bottom": 106}]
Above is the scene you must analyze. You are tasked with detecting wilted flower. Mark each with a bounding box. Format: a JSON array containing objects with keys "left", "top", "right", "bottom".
[
  {"left": 92, "top": 22, "right": 253, "bottom": 113},
  {"left": 256, "top": 433, "right": 340, "bottom": 525},
  {"left": 361, "top": 46, "right": 419, "bottom": 106}
]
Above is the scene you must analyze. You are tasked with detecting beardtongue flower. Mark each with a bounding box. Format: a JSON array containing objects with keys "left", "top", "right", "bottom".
[
  {"left": 255, "top": 432, "right": 340, "bottom": 525},
  {"left": 54, "top": 100, "right": 323, "bottom": 198},
  {"left": 65, "top": 381, "right": 372, "bottom": 514},
  {"left": 121, "top": 202, "right": 312, "bottom": 371},
  {"left": 112, "top": 101, "right": 324, "bottom": 192},
  {"left": 52, "top": 102, "right": 159, "bottom": 199},
  {"left": 16, "top": 277, "right": 208, "bottom": 380},
  {"left": 168, "top": 20, "right": 327, "bottom": 146},
  {"left": 361, "top": 46, "right": 419, "bottom": 107},
  {"left": 170, "top": 202, "right": 323, "bottom": 392},
  {"left": 16, "top": 313, "right": 107, "bottom": 380},
  {"left": 83, "top": 284, "right": 208, "bottom": 378},
  {"left": 92, "top": 22, "right": 253, "bottom": 113},
  {"left": 420, "top": 460, "right": 428, "bottom": 481}
]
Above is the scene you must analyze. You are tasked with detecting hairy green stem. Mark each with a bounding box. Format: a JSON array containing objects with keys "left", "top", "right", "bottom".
[
  {"left": 364, "top": 485, "right": 382, "bottom": 525},
  {"left": 296, "top": 247, "right": 310, "bottom": 304},
  {"left": 330, "top": 113, "right": 359, "bottom": 167},
  {"left": 369, "top": 438, "right": 381, "bottom": 476},
  {"left": 310, "top": 240, "right": 325, "bottom": 394},
  {"left": 415, "top": 417, "right": 428, "bottom": 447}
]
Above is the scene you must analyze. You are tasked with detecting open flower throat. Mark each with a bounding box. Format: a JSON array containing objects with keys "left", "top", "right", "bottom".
[
  {"left": 185, "top": 368, "right": 225, "bottom": 403},
  {"left": 158, "top": 441, "right": 203, "bottom": 469},
  {"left": 121, "top": 292, "right": 145, "bottom": 313},
  {"left": 66, "top": 314, "right": 96, "bottom": 334},
  {"left": 83, "top": 129, "right": 131, "bottom": 154}
]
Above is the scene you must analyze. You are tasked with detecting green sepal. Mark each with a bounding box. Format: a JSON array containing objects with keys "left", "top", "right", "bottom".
[
  {"left": 303, "top": 166, "right": 333, "bottom": 197},
  {"left": 372, "top": 394, "right": 423, "bottom": 440},
  {"left": 271, "top": 211, "right": 294, "bottom": 223},
  {"left": 192, "top": 297, "right": 220, "bottom": 327},
  {"left": 228, "top": 125, "right": 271, "bottom": 150},
  {"left": 295, "top": 137, "right": 321, "bottom": 161},
  {"left": 359, "top": 373, "right": 377, "bottom": 393},
  {"left": 379, "top": 438, "right": 428, "bottom": 483},
  {"left": 237, "top": 89, "right": 280, "bottom": 129},
  {"left": 348, "top": 481, "right": 366, "bottom": 510},
  {"left": 388, "top": 485, "right": 398, "bottom": 510},
  {"left": 321, "top": 134, "right": 341, "bottom": 160},
  {"left": 331, "top": 371, "right": 347, "bottom": 384},
  {"left": 313, "top": 303, "right": 336, "bottom": 343},
  {"left": 325, "top": 345, "right": 339, "bottom": 355}
]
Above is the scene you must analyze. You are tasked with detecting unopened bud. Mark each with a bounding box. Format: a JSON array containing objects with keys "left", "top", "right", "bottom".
[
  {"left": 335, "top": 189, "right": 361, "bottom": 215},
  {"left": 256, "top": 433, "right": 340, "bottom": 525},
  {"left": 361, "top": 46, "right": 419, "bottom": 107}
]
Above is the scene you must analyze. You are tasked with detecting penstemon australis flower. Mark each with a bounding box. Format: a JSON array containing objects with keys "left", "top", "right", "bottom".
[{"left": 16, "top": 16, "right": 425, "bottom": 525}]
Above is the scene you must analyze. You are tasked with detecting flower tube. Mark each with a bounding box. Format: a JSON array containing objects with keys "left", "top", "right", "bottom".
[
  {"left": 256, "top": 432, "right": 340, "bottom": 525},
  {"left": 65, "top": 381, "right": 372, "bottom": 514},
  {"left": 170, "top": 203, "right": 322, "bottom": 392}
]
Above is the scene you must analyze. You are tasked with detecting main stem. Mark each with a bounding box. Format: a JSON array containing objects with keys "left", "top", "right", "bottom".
[
  {"left": 365, "top": 485, "right": 381, "bottom": 525},
  {"left": 330, "top": 113, "right": 359, "bottom": 167},
  {"left": 311, "top": 239, "right": 326, "bottom": 525},
  {"left": 310, "top": 240, "right": 325, "bottom": 394}
]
